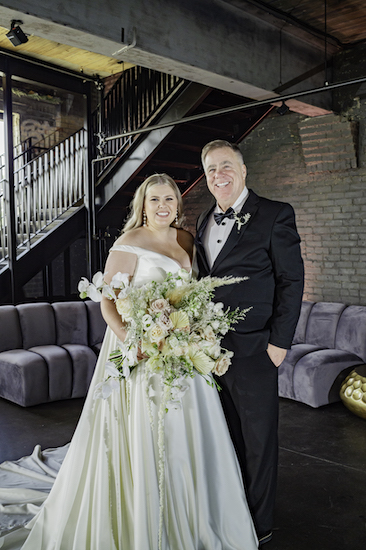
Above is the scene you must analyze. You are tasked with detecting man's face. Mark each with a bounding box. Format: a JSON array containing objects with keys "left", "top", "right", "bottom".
[{"left": 203, "top": 147, "right": 247, "bottom": 211}]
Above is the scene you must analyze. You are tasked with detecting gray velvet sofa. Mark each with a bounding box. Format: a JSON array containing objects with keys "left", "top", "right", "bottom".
[
  {"left": 0, "top": 301, "right": 106, "bottom": 407},
  {"left": 278, "top": 301, "right": 366, "bottom": 408}
]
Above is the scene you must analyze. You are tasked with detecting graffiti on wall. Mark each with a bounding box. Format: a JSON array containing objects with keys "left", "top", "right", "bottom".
[{"left": 21, "top": 119, "right": 55, "bottom": 146}]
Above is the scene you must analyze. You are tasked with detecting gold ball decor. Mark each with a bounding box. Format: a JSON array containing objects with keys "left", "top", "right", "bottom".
[{"left": 340, "top": 365, "right": 366, "bottom": 419}]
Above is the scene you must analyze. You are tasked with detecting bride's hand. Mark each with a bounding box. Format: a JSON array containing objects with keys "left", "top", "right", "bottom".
[{"left": 137, "top": 348, "right": 148, "bottom": 362}]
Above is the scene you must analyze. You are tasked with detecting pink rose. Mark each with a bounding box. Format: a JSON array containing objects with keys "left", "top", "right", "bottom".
[
  {"left": 157, "top": 313, "right": 174, "bottom": 331},
  {"left": 149, "top": 298, "right": 170, "bottom": 313}
]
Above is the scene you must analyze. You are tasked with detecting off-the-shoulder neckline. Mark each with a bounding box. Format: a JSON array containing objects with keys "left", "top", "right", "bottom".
[{"left": 110, "top": 244, "right": 192, "bottom": 272}]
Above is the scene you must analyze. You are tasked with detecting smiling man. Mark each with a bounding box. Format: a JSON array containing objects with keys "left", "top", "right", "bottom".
[{"left": 195, "top": 140, "right": 304, "bottom": 546}]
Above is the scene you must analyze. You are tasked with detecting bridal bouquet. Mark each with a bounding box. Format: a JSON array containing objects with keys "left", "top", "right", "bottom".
[{"left": 79, "top": 269, "right": 250, "bottom": 403}]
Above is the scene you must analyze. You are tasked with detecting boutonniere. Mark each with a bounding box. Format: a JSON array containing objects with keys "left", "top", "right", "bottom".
[{"left": 233, "top": 212, "right": 251, "bottom": 231}]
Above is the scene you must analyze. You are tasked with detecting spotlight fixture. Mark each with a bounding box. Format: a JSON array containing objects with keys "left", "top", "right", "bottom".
[
  {"left": 6, "top": 20, "right": 28, "bottom": 46},
  {"left": 277, "top": 100, "right": 289, "bottom": 116}
]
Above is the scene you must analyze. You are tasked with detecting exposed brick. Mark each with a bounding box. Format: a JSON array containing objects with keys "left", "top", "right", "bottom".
[{"left": 183, "top": 64, "right": 366, "bottom": 306}]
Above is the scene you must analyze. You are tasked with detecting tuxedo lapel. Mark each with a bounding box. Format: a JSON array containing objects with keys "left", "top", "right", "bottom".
[
  {"left": 194, "top": 204, "right": 215, "bottom": 274},
  {"left": 211, "top": 190, "right": 259, "bottom": 272}
]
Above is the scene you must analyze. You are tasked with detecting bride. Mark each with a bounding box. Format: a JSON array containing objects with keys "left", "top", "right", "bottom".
[{"left": 0, "top": 174, "right": 258, "bottom": 550}]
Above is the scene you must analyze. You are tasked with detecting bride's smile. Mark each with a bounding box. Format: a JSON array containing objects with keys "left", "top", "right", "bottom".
[{"left": 144, "top": 184, "right": 178, "bottom": 228}]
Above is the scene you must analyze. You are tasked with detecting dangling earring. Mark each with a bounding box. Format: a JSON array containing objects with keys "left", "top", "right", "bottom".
[
  {"left": 175, "top": 210, "right": 179, "bottom": 225},
  {"left": 143, "top": 211, "right": 147, "bottom": 226}
]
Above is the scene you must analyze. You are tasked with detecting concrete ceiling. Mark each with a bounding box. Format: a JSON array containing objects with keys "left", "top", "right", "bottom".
[
  {"left": 228, "top": 0, "right": 366, "bottom": 46},
  {"left": 1, "top": 1, "right": 365, "bottom": 79},
  {"left": 0, "top": 24, "right": 133, "bottom": 78},
  {"left": 0, "top": 0, "right": 365, "bottom": 116}
]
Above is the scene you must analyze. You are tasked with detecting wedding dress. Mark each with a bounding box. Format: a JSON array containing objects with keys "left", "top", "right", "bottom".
[{"left": 0, "top": 245, "right": 258, "bottom": 550}]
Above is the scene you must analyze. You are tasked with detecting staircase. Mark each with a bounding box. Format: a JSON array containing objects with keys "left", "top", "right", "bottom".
[
  {"left": 94, "top": 81, "right": 274, "bottom": 233},
  {"left": 0, "top": 66, "right": 274, "bottom": 304},
  {"left": 0, "top": 129, "right": 88, "bottom": 299}
]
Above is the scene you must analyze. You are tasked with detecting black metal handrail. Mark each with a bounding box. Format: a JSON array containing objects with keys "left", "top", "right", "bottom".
[
  {"left": 92, "top": 66, "right": 185, "bottom": 177},
  {"left": 0, "top": 129, "right": 87, "bottom": 260}
]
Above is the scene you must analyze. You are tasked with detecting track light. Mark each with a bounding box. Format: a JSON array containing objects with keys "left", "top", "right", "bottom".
[
  {"left": 6, "top": 20, "right": 28, "bottom": 46},
  {"left": 277, "top": 100, "right": 289, "bottom": 116}
]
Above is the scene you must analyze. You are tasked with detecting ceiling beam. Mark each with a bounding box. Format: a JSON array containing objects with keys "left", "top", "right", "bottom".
[{"left": 0, "top": 0, "right": 334, "bottom": 115}]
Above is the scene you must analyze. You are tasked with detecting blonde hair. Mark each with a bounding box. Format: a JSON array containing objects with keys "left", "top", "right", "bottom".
[
  {"left": 201, "top": 139, "right": 244, "bottom": 169},
  {"left": 122, "top": 173, "right": 184, "bottom": 232}
]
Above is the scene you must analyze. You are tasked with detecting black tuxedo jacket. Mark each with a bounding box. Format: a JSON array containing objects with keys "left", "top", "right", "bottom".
[{"left": 195, "top": 189, "right": 304, "bottom": 358}]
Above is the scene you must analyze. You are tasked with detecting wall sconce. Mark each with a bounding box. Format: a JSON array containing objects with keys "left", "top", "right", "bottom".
[
  {"left": 277, "top": 100, "right": 289, "bottom": 116},
  {"left": 6, "top": 20, "right": 28, "bottom": 46}
]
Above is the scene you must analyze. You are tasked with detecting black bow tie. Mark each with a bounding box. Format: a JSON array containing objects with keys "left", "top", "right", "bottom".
[{"left": 214, "top": 207, "right": 235, "bottom": 225}]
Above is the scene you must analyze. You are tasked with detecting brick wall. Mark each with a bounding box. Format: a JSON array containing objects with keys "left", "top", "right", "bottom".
[
  {"left": 240, "top": 100, "right": 366, "bottom": 305},
  {"left": 183, "top": 96, "right": 366, "bottom": 306},
  {"left": 183, "top": 179, "right": 213, "bottom": 234}
]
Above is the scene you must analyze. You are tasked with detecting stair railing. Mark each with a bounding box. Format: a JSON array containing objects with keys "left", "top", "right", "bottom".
[
  {"left": 18, "top": 128, "right": 63, "bottom": 164},
  {"left": 93, "top": 66, "right": 185, "bottom": 177},
  {"left": 0, "top": 128, "right": 87, "bottom": 260},
  {"left": 0, "top": 67, "right": 185, "bottom": 263}
]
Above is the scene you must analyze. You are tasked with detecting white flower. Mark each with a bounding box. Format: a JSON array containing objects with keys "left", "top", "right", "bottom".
[
  {"left": 212, "top": 354, "right": 232, "bottom": 376},
  {"left": 101, "top": 284, "right": 115, "bottom": 301},
  {"left": 116, "top": 296, "right": 133, "bottom": 320},
  {"left": 167, "top": 335, "right": 187, "bottom": 356},
  {"left": 142, "top": 314, "right": 153, "bottom": 329},
  {"left": 141, "top": 337, "right": 159, "bottom": 357},
  {"left": 78, "top": 277, "right": 90, "bottom": 294},
  {"left": 200, "top": 340, "right": 221, "bottom": 359},
  {"left": 78, "top": 276, "right": 102, "bottom": 302},
  {"left": 202, "top": 325, "right": 216, "bottom": 343},
  {"left": 146, "top": 354, "right": 162, "bottom": 371},
  {"left": 148, "top": 323, "right": 167, "bottom": 345},
  {"left": 124, "top": 345, "right": 138, "bottom": 368},
  {"left": 111, "top": 271, "right": 130, "bottom": 289},
  {"left": 118, "top": 287, "right": 132, "bottom": 299},
  {"left": 233, "top": 212, "right": 251, "bottom": 231},
  {"left": 218, "top": 322, "right": 230, "bottom": 335},
  {"left": 214, "top": 302, "right": 225, "bottom": 315},
  {"left": 92, "top": 271, "right": 104, "bottom": 288},
  {"left": 88, "top": 284, "right": 103, "bottom": 302},
  {"left": 178, "top": 268, "right": 191, "bottom": 281}
]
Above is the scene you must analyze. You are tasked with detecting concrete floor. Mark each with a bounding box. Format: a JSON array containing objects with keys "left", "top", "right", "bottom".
[{"left": 0, "top": 396, "right": 365, "bottom": 549}]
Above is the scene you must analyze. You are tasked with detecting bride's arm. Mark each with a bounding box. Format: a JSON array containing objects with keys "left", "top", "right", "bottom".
[
  {"left": 101, "top": 298, "right": 128, "bottom": 342},
  {"left": 100, "top": 249, "right": 137, "bottom": 340}
]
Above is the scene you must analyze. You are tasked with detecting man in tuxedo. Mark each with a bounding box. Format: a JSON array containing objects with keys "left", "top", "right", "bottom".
[{"left": 195, "top": 140, "right": 304, "bottom": 546}]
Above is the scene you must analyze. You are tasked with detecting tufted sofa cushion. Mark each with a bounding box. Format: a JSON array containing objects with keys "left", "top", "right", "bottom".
[
  {"left": 17, "top": 303, "right": 57, "bottom": 349},
  {"left": 0, "top": 301, "right": 106, "bottom": 407},
  {"left": 291, "top": 301, "right": 314, "bottom": 345},
  {"left": 278, "top": 301, "right": 366, "bottom": 408},
  {"left": 0, "top": 306, "right": 23, "bottom": 351}
]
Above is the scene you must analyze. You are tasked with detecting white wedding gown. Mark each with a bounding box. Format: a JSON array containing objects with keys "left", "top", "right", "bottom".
[{"left": 0, "top": 245, "right": 258, "bottom": 550}]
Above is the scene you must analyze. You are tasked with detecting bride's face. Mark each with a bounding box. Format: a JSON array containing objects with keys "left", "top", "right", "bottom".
[{"left": 144, "top": 184, "right": 178, "bottom": 229}]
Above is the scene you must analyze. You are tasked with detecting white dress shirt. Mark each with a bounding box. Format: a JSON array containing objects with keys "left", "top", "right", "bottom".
[{"left": 203, "top": 187, "right": 249, "bottom": 268}]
